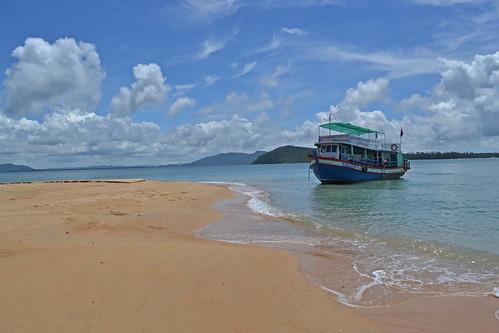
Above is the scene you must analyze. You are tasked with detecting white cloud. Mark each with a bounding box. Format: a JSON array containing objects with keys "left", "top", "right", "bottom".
[
  {"left": 256, "top": 32, "right": 283, "bottom": 53},
  {"left": 110, "top": 63, "right": 170, "bottom": 117},
  {"left": 163, "top": 114, "right": 316, "bottom": 155},
  {"left": 173, "top": 83, "right": 196, "bottom": 98},
  {"left": 0, "top": 109, "right": 163, "bottom": 167},
  {"left": 311, "top": 45, "right": 442, "bottom": 78},
  {"left": 169, "top": 97, "right": 197, "bottom": 116},
  {"left": 3, "top": 37, "right": 105, "bottom": 117},
  {"left": 176, "top": 0, "right": 242, "bottom": 23},
  {"left": 232, "top": 61, "right": 257, "bottom": 78},
  {"left": 326, "top": 52, "right": 499, "bottom": 151},
  {"left": 197, "top": 38, "right": 226, "bottom": 60},
  {"left": 281, "top": 27, "right": 308, "bottom": 35},
  {"left": 261, "top": 64, "right": 291, "bottom": 87},
  {"left": 204, "top": 75, "right": 221, "bottom": 86},
  {"left": 175, "top": 83, "right": 196, "bottom": 91},
  {"left": 174, "top": 0, "right": 342, "bottom": 24},
  {"left": 4, "top": 36, "right": 499, "bottom": 168}
]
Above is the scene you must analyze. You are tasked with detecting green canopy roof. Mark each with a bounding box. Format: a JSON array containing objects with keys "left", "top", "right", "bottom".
[{"left": 319, "top": 122, "right": 384, "bottom": 136}]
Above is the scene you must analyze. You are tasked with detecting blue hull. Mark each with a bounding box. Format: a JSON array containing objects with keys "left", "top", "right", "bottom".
[{"left": 311, "top": 161, "right": 405, "bottom": 184}]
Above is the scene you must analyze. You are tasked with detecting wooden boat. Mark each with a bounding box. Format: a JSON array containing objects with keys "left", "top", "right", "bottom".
[{"left": 309, "top": 122, "right": 410, "bottom": 183}]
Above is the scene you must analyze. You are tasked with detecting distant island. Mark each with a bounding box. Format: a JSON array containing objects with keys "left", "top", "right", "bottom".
[
  {"left": 0, "top": 163, "right": 34, "bottom": 172},
  {"left": 253, "top": 146, "right": 313, "bottom": 164},
  {"left": 2, "top": 151, "right": 499, "bottom": 173},
  {"left": 187, "top": 151, "right": 266, "bottom": 166}
]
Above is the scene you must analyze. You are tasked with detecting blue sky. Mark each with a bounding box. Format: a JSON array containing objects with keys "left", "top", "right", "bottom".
[{"left": 1, "top": 0, "right": 499, "bottom": 167}]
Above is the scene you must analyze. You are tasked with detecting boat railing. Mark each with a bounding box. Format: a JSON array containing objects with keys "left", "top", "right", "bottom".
[
  {"left": 318, "top": 134, "right": 399, "bottom": 151},
  {"left": 338, "top": 153, "right": 398, "bottom": 168}
]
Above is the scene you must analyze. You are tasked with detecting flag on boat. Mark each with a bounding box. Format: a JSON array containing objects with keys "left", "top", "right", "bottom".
[{"left": 400, "top": 129, "right": 404, "bottom": 137}]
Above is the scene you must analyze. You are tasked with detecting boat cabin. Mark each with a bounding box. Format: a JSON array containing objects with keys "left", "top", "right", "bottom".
[{"left": 315, "top": 122, "right": 404, "bottom": 168}]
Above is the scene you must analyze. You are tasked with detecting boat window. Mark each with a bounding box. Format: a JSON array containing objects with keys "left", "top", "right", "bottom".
[
  {"left": 320, "top": 146, "right": 327, "bottom": 153},
  {"left": 331, "top": 145, "right": 337, "bottom": 153},
  {"left": 353, "top": 146, "right": 364, "bottom": 155},
  {"left": 326, "top": 145, "right": 332, "bottom": 153}
]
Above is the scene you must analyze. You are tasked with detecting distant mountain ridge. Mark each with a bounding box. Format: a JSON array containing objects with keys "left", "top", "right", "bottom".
[
  {"left": 187, "top": 151, "right": 267, "bottom": 166},
  {"left": 253, "top": 146, "right": 313, "bottom": 164},
  {"left": 0, "top": 163, "right": 34, "bottom": 172}
]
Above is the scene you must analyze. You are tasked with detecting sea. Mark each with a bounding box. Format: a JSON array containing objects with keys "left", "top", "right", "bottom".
[{"left": 1, "top": 158, "right": 498, "bottom": 307}]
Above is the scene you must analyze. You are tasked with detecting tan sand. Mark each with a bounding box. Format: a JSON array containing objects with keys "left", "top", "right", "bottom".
[
  {"left": 0, "top": 181, "right": 380, "bottom": 333},
  {"left": 361, "top": 294, "right": 499, "bottom": 333}
]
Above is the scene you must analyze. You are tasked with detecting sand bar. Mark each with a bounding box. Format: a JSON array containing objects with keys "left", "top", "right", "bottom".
[{"left": 0, "top": 180, "right": 379, "bottom": 333}]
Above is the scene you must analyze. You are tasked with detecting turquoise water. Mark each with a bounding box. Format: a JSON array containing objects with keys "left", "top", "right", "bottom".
[{"left": 2, "top": 159, "right": 499, "bottom": 305}]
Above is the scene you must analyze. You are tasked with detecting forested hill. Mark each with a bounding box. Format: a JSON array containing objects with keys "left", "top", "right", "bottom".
[
  {"left": 188, "top": 151, "right": 266, "bottom": 166},
  {"left": 252, "top": 146, "right": 313, "bottom": 164}
]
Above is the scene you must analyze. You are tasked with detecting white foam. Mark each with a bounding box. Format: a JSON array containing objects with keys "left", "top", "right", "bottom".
[
  {"left": 493, "top": 287, "right": 499, "bottom": 298},
  {"left": 201, "top": 181, "right": 284, "bottom": 217}
]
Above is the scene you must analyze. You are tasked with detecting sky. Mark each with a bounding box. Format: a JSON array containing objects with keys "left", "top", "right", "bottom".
[{"left": 1, "top": 0, "right": 499, "bottom": 168}]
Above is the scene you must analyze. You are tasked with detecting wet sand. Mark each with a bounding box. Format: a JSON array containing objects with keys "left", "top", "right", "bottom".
[
  {"left": 0, "top": 180, "right": 379, "bottom": 333},
  {"left": 198, "top": 188, "right": 499, "bottom": 332}
]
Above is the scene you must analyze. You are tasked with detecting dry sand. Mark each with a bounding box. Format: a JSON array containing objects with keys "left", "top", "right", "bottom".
[{"left": 0, "top": 180, "right": 380, "bottom": 333}]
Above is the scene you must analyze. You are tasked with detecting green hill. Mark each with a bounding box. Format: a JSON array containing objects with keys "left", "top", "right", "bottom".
[
  {"left": 0, "top": 163, "right": 34, "bottom": 172},
  {"left": 188, "top": 151, "right": 267, "bottom": 166},
  {"left": 252, "top": 146, "right": 313, "bottom": 164}
]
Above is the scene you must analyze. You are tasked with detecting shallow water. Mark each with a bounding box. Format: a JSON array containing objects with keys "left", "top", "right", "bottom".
[{"left": 2, "top": 158, "right": 499, "bottom": 306}]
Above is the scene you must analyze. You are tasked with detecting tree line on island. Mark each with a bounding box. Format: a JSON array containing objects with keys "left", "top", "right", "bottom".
[{"left": 2, "top": 148, "right": 499, "bottom": 172}]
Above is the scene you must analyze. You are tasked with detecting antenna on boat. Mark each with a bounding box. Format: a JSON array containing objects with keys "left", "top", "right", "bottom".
[{"left": 328, "top": 114, "right": 331, "bottom": 136}]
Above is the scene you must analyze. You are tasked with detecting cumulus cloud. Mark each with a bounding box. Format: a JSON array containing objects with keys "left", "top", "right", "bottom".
[
  {"left": 110, "top": 63, "right": 170, "bottom": 117},
  {"left": 3, "top": 36, "right": 499, "bottom": 168},
  {"left": 412, "top": 52, "right": 499, "bottom": 139},
  {"left": 169, "top": 97, "right": 197, "bottom": 116},
  {"left": 325, "top": 52, "right": 499, "bottom": 151},
  {"left": 163, "top": 114, "right": 316, "bottom": 155},
  {"left": 3, "top": 37, "right": 105, "bottom": 117},
  {"left": 0, "top": 109, "right": 163, "bottom": 167}
]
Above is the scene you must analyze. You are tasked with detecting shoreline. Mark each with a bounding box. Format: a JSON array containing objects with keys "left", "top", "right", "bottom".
[
  {"left": 0, "top": 180, "right": 379, "bottom": 332},
  {"left": 1, "top": 180, "right": 497, "bottom": 332},
  {"left": 199, "top": 182, "right": 499, "bottom": 332}
]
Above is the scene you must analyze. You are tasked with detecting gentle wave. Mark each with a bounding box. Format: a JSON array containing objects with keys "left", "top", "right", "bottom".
[
  {"left": 200, "top": 181, "right": 499, "bottom": 307},
  {"left": 200, "top": 181, "right": 285, "bottom": 217}
]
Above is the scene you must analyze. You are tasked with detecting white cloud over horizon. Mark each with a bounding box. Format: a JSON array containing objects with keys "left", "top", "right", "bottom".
[
  {"left": 1, "top": 36, "right": 499, "bottom": 168},
  {"left": 3, "top": 37, "right": 105, "bottom": 117},
  {"left": 110, "top": 63, "right": 170, "bottom": 117}
]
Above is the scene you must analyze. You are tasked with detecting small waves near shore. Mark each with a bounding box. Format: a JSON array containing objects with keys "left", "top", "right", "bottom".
[{"left": 199, "top": 179, "right": 499, "bottom": 308}]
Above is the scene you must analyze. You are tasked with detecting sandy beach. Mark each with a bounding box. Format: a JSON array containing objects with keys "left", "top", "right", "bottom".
[{"left": 0, "top": 180, "right": 380, "bottom": 333}]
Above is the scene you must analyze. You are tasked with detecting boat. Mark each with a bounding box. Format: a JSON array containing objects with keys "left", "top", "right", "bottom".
[{"left": 309, "top": 122, "right": 410, "bottom": 183}]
